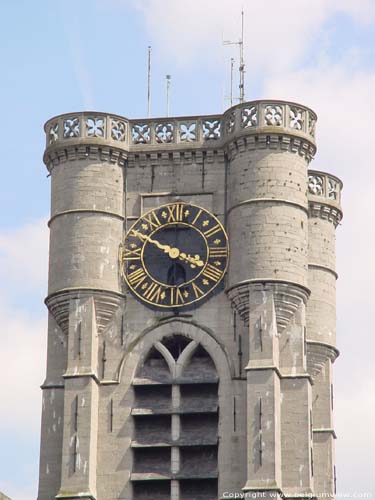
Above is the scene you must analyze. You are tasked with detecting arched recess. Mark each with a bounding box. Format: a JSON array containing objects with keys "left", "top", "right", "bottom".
[{"left": 120, "top": 319, "right": 233, "bottom": 500}]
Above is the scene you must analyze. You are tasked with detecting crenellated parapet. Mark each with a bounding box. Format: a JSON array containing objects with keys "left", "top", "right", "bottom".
[{"left": 307, "top": 170, "right": 343, "bottom": 227}]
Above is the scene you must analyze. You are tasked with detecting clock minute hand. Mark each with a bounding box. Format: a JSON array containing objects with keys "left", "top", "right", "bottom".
[
  {"left": 131, "top": 229, "right": 204, "bottom": 267},
  {"left": 132, "top": 230, "right": 180, "bottom": 258}
]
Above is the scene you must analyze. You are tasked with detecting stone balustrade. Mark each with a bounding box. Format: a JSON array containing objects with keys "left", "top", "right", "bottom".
[{"left": 44, "top": 100, "right": 317, "bottom": 152}]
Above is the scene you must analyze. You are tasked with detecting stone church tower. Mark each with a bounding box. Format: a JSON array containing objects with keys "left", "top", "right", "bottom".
[{"left": 38, "top": 100, "right": 342, "bottom": 500}]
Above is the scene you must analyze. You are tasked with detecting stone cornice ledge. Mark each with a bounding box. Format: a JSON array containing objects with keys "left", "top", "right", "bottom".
[
  {"left": 306, "top": 340, "right": 339, "bottom": 379},
  {"left": 44, "top": 144, "right": 127, "bottom": 171},
  {"left": 245, "top": 362, "right": 313, "bottom": 384},
  {"left": 226, "top": 279, "right": 310, "bottom": 332},
  {"left": 55, "top": 494, "right": 96, "bottom": 500},
  {"left": 45, "top": 288, "right": 124, "bottom": 335}
]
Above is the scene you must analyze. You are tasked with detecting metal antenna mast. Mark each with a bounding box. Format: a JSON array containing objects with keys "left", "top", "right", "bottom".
[
  {"left": 166, "top": 74, "right": 171, "bottom": 117},
  {"left": 230, "top": 57, "right": 234, "bottom": 107},
  {"left": 147, "top": 46, "right": 151, "bottom": 117},
  {"left": 223, "top": 9, "right": 246, "bottom": 104},
  {"left": 239, "top": 9, "right": 245, "bottom": 103}
]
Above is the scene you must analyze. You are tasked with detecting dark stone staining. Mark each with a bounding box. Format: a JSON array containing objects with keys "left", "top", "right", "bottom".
[
  {"left": 180, "top": 384, "right": 218, "bottom": 413},
  {"left": 161, "top": 334, "right": 191, "bottom": 360},
  {"left": 132, "top": 479, "right": 170, "bottom": 500},
  {"left": 179, "top": 345, "right": 218, "bottom": 384},
  {"left": 180, "top": 413, "right": 218, "bottom": 445},
  {"left": 133, "top": 415, "right": 171, "bottom": 445},
  {"left": 137, "top": 347, "right": 172, "bottom": 384},
  {"left": 180, "top": 478, "right": 218, "bottom": 500},
  {"left": 134, "top": 385, "right": 172, "bottom": 414},
  {"left": 133, "top": 447, "right": 170, "bottom": 474},
  {"left": 179, "top": 446, "right": 218, "bottom": 477}
]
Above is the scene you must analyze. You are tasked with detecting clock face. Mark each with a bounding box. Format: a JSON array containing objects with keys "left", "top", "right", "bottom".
[{"left": 120, "top": 202, "right": 229, "bottom": 309}]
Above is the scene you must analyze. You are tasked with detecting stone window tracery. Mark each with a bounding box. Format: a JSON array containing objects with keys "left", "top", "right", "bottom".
[{"left": 131, "top": 334, "right": 218, "bottom": 500}]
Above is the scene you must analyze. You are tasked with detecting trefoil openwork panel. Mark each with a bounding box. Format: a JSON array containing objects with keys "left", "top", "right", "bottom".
[
  {"left": 63, "top": 117, "right": 80, "bottom": 138},
  {"left": 264, "top": 105, "right": 283, "bottom": 126},
  {"left": 111, "top": 119, "right": 127, "bottom": 141},
  {"left": 242, "top": 106, "right": 257, "bottom": 128},
  {"left": 86, "top": 117, "right": 105, "bottom": 138},
  {"left": 179, "top": 122, "right": 197, "bottom": 142},
  {"left": 202, "top": 119, "right": 221, "bottom": 140},
  {"left": 155, "top": 122, "right": 174, "bottom": 143},
  {"left": 132, "top": 123, "right": 151, "bottom": 144}
]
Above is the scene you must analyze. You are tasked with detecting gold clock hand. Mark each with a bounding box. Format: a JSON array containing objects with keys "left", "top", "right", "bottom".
[{"left": 131, "top": 229, "right": 204, "bottom": 267}]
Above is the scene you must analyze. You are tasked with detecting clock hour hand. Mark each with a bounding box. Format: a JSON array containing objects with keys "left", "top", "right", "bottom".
[{"left": 131, "top": 229, "right": 204, "bottom": 268}]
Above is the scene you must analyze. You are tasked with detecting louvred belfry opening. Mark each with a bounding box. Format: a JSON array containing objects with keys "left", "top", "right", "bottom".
[{"left": 131, "top": 335, "right": 219, "bottom": 500}]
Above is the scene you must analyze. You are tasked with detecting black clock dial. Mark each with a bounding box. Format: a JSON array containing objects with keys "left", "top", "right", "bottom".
[{"left": 120, "top": 202, "right": 229, "bottom": 309}]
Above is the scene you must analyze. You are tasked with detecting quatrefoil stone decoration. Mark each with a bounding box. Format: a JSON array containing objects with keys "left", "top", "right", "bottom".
[
  {"left": 132, "top": 124, "right": 151, "bottom": 144},
  {"left": 111, "top": 120, "right": 126, "bottom": 141},
  {"left": 308, "top": 175, "right": 324, "bottom": 196},
  {"left": 155, "top": 123, "right": 174, "bottom": 143},
  {"left": 63, "top": 117, "right": 80, "bottom": 138},
  {"left": 86, "top": 117, "right": 105, "bottom": 138},
  {"left": 203, "top": 119, "right": 221, "bottom": 140},
  {"left": 264, "top": 105, "right": 283, "bottom": 126},
  {"left": 290, "top": 107, "right": 304, "bottom": 130},
  {"left": 179, "top": 122, "right": 196, "bottom": 142},
  {"left": 242, "top": 106, "right": 257, "bottom": 128}
]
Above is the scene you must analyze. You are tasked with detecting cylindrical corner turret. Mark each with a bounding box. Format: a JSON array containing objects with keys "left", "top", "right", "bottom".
[
  {"left": 225, "top": 100, "right": 316, "bottom": 328},
  {"left": 44, "top": 112, "right": 128, "bottom": 295},
  {"left": 306, "top": 169, "right": 342, "bottom": 498}
]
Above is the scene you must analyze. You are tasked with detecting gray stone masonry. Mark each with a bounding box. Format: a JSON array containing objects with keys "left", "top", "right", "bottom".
[{"left": 38, "top": 100, "right": 342, "bottom": 500}]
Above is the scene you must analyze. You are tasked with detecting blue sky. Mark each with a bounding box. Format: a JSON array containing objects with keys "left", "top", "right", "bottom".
[{"left": 1, "top": 1, "right": 375, "bottom": 499}]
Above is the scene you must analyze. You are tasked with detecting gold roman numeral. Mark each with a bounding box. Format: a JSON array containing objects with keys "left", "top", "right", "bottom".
[
  {"left": 166, "top": 203, "right": 184, "bottom": 223},
  {"left": 170, "top": 287, "right": 185, "bottom": 306},
  {"left": 202, "top": 264, "right": 222, "bottom": 282},
  {"left": 127, "top": 267, "right": 147, "bottom": 289},
  {"left": 142, "top": 210, "right": 161, "bottom": 230},
  {"left": 192, "top": 209, "right": 203, "bottom": 225},
  {"left": 143, "top": 282, "right": 163, "bottom": 303},
  {"left": 204, "top": 224, "right": 222, "bottom": 238},
  {"left": 123, "top": 247, "right": 142, "bottom": 260},
  {"left": 209, "top": 246, "right": 227, "bottom": 258},
  {"left": 192, "top": 282, "right": 205, "bottom": 299}
]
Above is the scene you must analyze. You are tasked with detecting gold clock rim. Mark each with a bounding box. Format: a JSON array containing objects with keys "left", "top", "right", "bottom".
[{"left": 120, "top": 201, "right": 229, "bottom": 308}]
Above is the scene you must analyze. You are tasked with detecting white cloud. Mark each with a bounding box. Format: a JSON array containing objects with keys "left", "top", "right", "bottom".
[
  {"left": 127, "top": 0, "right": 375, "bottom": 72},
  {"left": 0, "top": 219, "right": 48, "bottom": 500},
  {"left": 0, "top": 299, "right": 47, "bottom": 432},
  {"left": 0, "top": 219, "right": 48, "bottom": 432},
  {"left": 0, "top": 218, "right": 48, "bottom": 292}
]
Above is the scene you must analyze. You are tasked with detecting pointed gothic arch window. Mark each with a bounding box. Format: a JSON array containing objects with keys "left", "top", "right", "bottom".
[{"left": 131, "top": 334, "right": 219, "bottom": 500}]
